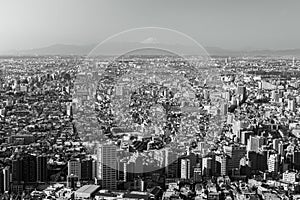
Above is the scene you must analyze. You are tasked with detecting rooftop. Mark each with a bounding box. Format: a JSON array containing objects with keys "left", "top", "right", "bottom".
[{"left": 75, "top": 185, "right": 100, "bottom": 194}]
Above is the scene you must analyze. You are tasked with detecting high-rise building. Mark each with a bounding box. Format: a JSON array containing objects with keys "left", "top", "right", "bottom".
[
  {"left": 180, "top": 159, "right": 190, "bottom": 179},
  {"left": 287, "top": 99, "right": 296, "bottom": 111},
  {"left": 216, "top": 154, "right": 228, "bottom": 176},
  {"left": 97, "top": 143, "right": 117, "bottom": 190},
  {"left": 66, "top": 103, "right": 72, "bottom": 116},
  {"left": 221, "top": 103, "right": 228, "bottom": 116},
  {"left": 0, "top": 170, "right": 3, "bottom": 193},
  {"left": 223, "top": 91, "right": 231, "bottom": 101},
  {"left": 271, "top": 90, "right": 280, "bottom": 102},
  {"left": 37, "top": 155, "right": 48, "bottom": 182},
  {"left": 193, "top": 166, "right": 202, "bottom": 182},
  {"left": 224, "top": 145, "right": 246, "bottom": 173},
  {"left": 247, "top": 151, "right": 268, "bottom": 172},
  {"left": 283, "top": 171, "right": 296, "bottom": 183},
  {"left": 293, "top": 151, "right": 300, "bottom": 170},
  {"left": 240, "top": 131, "right": 253, "bottom": 145},
  {"left": 272, "top": 139, "right": 279, "bottom": 152},
  {"left": 3, "top": 167, "right": 10, "bottom": 192},
  {"left": 81, "top": 158, "right": 93, "bottom": 181},
  {"left": 202, "top": 157, "right": 213, "bottom": 177},
  {"left": 165, "top": 150, "right": 178, "bottom": 178},
  {"left": 125, "top": 154, "right": 143, "bottom": 182},
  {"left": 12, "top": 159, "right": 23, "bottom": 183},
  {"left": 247, "top": 136, "right": 264, "bottom": 152},
  {"left": 236, "top": 85, "right": 246, "bottom": 100},
  {"left": 67, "top": 174, "right": 79, "bottom": 190},
  {"left": 23, "top": 154, "right": 37, "bottom": 183},
  {"left": 0, "top": 66, "right": 5, "bottom": 89},
  {"left": 268, "top": 154, "right": 279, "bottom": 173},
  {"left": 12, "top": 155, "right": 37, "bottom": 184},
  {"left": 278, "top": 142, "right": 284, "bottom": 156},
  {"left": 68, "top": 159, "right": 81, "bottom": 179},
  {"left": 292, "top": 57, "right": 295, "bottom": 67}
]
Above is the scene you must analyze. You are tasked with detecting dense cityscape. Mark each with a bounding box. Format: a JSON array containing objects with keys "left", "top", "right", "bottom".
[{"left": 0, "top": 55, "right": 299, "bottom": 200}]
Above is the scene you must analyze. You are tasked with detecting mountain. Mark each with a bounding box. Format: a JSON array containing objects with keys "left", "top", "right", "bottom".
[
  {"left": 3, "top": 44, "right": 95, "bottom": 56},
  {"left": 2, "top": 43, "right": 300, "bottom": 57}
]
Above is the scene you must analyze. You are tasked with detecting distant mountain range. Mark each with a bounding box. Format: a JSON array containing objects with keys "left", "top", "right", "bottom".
[{"left": 3, "top": 43, "right": 300, "bottom": 57}]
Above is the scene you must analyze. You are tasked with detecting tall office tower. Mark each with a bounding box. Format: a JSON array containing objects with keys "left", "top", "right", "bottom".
[
  {"left": 66, "top": 103, "right": 73, "bottom": 116},
  {"left": 37, "top": 155, "right": 48, "bottom": 182},
  {"left": 117, "top": 159, "right": 126, "bottom": 182},
  {"left": 0, "top": 170, "right": 3, "bottom": 193},
  {"left": 247, "top": 136, "right": 264, "bottom": 152},
  {"left": 3, "top": 167, "right": 10, "bottom": 192},
  {"left": 288, "top": 99, "right": 296, "bottom": 111},
  {"left": 126, "top": 154, "right": 143, "bottom": 182},
  {"left": 221, "top": 103, "right": 228, "bottom": 116},
  {"left": 81, "top": 158, "right": 93, "bottom": 181},
  {"left": 272, "top": 139, "right": 279, "bottom": 152},
  {"left": 236, "top": 84, "right": 246, "bottom": 99},
  {"left": 165, "top": 150, "right": 179, "bottom": 178},
  {"left": 224, "top": 145, "right": 246, "bottom": 173},
  {"left": 223, "top": 91, "right": 231, "bottom": 101},
  {"left": 293, "top": 151, "right": 300, "bottom": 170},
  {"left": 292, "top": 57, "right": 295, "bottom": 67},
  {"left": 180, "top": 158, "right": 190, "bottom": 179},
  {"left": 240, "top": 131, "right": 253, "bottom": 145},
  {"left": 247, "top": 151, "right": 268, "bottom": 172},
  {"left": 67, "top": 174, "right": 79, "bottom": 190},
  {"left": 97, "top": 143, "right": 117, "bottom": 190},
  {"left": 193, "top": 165, "right": 202, "bottom": 182},
  {"left": 216, "top": 154, "right": 228, "bottom": 176},
  {"left": 278, "top": 142, "right": 284, "bottom": 156},
  {"left": 123, "top": 162, "right": 131, "bottom": 182},
  {"left": 227, "top": 114, "right": 234, "bottom": 125},
  {"left": 268, "top": 154, "right": 279, "bottom": 173},
  {"left": 271, "top": 90, "right": 280, "bottom": 102},
  {"left": 92, "top": 159, "right": 97, "bottom": 180},
  {"left": 68, "top": 159, "right": 81, "bottom": 179},
  {"left": 0, "top": 66, "right": 5, "bottom": 89},
  {"left": 12, "top": 159, "right": 23, "bottom": 183},
  {"left": 202, "top": 157, "right": 213, "bottom": 177},
  {"left": 22, "top": 154, "right": 37, "bottom": 183}
]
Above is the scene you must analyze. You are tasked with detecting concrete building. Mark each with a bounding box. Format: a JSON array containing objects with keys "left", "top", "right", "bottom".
[
  {"left": 224, "top": 145, "right": 246, "bottom": 173},
  {"left": 68, "top": 159, "right": 81, "bottom": 179},
  {"left": 180, "top": 158, "right": 190, "bottom": 179},
  {"left": 268, "top": 154, "right": 279, "bottom": 173},
  {"left": 97, "top": 143, "right": 117, "bottom": 190},
  {"left": 75, "top": 185, "right": 100, "bottom": 200}
]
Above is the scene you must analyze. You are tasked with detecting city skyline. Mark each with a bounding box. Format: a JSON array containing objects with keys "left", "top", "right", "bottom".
[{"left": 1, "top": 1, "right": 300, "bottom": 199}]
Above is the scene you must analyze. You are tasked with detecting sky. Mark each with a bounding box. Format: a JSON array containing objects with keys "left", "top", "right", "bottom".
[{"left": 0, "top": 0, "right": 300, "bottom": 53}]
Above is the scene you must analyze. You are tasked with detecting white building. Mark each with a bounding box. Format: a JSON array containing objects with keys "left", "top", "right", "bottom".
[{"left": 282, "top": 171, "right": 296, "bottom": 183}]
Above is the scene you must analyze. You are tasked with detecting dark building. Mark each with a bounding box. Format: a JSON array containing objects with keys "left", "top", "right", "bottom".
[
  {"left": 193, "top": 166, "right": 202, "bottom": 182},
  {"left": 12, "top": 154, "right": 37, "bottom": 184},
  {"left": 22, "top": 154, "right": 37, "bottom": 183},
  {"left": 248, "top": 151, "right": 267, "bottom": 173},
  {"left": 37, "top": 155, "right": 48, "bottom": 182},
  {"left": 81, "top": 159, "right": 93, "bottom": 181},
  {"left": 12, "top": 159, "right": 23, "bottom": 183},
  {"left": 0, "top": 170, "right": 4, "bottom": 194},
  {"left": 293, "top": 151, "right": 300, "bottom": 170},
  {"left": 67, "top": 175, "right": 79, "bottom": 190}
]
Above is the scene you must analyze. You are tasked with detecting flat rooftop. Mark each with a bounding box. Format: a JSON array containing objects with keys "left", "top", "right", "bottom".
[{"left": 76, "top": 185, "right": 100, "bottom": 194}]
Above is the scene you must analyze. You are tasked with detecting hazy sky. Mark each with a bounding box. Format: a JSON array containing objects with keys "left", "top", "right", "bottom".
[{"left": 0, "top": 0, "right": 300, "bottom": 52}]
